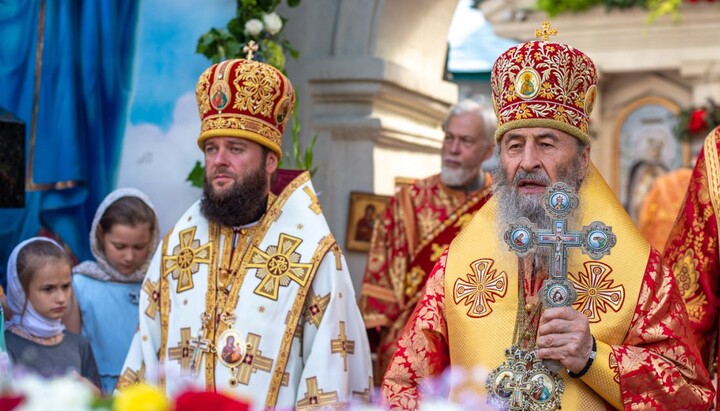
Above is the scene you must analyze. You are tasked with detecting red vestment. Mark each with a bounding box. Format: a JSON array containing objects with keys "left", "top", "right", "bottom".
[
  {"left": 664, "top": 126, "right": 720, "bottom": 409},
  {"left": 383, "top": 163, "right": 713, "bottom": 409},
  {"left": 359, "top": 173, "right": 492, "bottom": 383}
]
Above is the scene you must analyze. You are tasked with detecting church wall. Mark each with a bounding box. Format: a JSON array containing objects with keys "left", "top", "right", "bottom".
[
  {"left": 374, "top": 0, "right": 458, "bottom": 81},
  {"left": 372, "top": 147, "right": 441, "bottom": 197}
]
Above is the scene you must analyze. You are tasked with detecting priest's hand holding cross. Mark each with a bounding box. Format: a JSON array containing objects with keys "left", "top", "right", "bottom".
[{"left": 537, "top": 306, "right": 594, "bottom": 374}]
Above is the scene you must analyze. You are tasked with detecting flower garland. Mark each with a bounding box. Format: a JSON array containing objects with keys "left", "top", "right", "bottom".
[
  {"left": 675, "top": 100, "right": 720, "bottom": 142},
  {"left": 529, "top": 0, "right": 716, "bottom": 21}
]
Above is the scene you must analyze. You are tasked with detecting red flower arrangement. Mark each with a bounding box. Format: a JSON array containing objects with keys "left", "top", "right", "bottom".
[
  {"left": 688, "top": 108, "right": 709, "bottom": 133},
  {"left": 675, "top": 100, "right": 720, "bottom": 142}
]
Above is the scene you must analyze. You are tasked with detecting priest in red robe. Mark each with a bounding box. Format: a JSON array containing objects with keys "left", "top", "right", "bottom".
[{"left": 359, "top": 99, "right": 495, "bottom": 383}]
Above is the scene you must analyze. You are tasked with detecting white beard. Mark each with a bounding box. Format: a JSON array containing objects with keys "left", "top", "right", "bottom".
[{"left": 440, "top": 165, "right": 479, "bottom": 187}]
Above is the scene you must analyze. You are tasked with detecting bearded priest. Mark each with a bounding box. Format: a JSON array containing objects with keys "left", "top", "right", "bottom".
[
  {"left": 360, "top": 99, "right": 495, "bottom": 384},
  {"left": 382, "top": 23, "right": 713, "bottom": 410},
  {"left": 118, "top": 47, "right": 372, "bottom": 410}
]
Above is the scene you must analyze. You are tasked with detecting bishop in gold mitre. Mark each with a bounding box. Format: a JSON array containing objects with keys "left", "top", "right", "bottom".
[
  {"left": 119, "top": 43, "right": 373, "bottom": 410},
  {"left": 382, "top": 23, "right": 713, "bottom": 410}
]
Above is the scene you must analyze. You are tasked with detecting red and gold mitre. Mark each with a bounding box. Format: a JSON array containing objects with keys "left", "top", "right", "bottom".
[
  {"left": 490, "top": 22, "right": 598, "bottom": 144},
  {"left": 195, "top": 52, "right": 295, "bottom": 156}
]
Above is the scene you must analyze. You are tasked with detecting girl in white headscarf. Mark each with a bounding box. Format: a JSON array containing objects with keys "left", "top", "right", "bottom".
[
  {"left": 4, "top": 237, "right": 100, "bottom": 390},
  {"left": 64, "top": 188, "right": 159, "bottom": 394}
]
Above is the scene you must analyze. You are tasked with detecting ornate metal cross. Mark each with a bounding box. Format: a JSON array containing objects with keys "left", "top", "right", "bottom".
[
  {"left": 504, "top": 182, "right": 616, "bottom": 308},
  {"left": 535, "top": 21, "right": 558, "bottom": 42},
  {"left": 487, "top": 346, "right": 564, "bottom": 411},
  {"left": 506, "top": 371, "right": 534, "bottom": 409},
  {"left": 188, "top": 316, "right": 212, "bottom": 375}
]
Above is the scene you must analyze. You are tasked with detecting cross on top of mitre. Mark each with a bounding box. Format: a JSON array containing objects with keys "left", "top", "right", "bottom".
[
  {"left": 244, "top": 40, "right": 259, "bottom": 60},
  {"left": 535, "top": 21, "right": 558, "bottom": 42},
  {"left": 503, "top": 182, "right": 617, "bottom": 307}
]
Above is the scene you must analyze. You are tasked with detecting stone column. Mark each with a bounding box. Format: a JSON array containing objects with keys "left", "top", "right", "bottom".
[{"left": 280, "top": 0, "right": 460, "bottom": 289}]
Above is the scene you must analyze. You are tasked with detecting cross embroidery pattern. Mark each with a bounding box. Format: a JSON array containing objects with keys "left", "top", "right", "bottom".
[
  {"left": 162, "top": 227, "right": 213, "bottom": 293},
  {"left": 352, "top": 377, "right": 373, "bottom": 403},
  {"left": 247, "top": 233, "right": 313, "bottom": 300},
  {"left": 331, "top": 245, "right": 343, "bottom": 270},
  {"left": 331, "top": 321, "right": 355, "bottom": 372},
  {"left": 297, "top": 377, "right": 339, "bottom": 408},
  {"left": 303, "top": 186, "right": 322, "bottom": 215},
  {"left": 117, "top": 362, "right": 146, "bottom": 389},
  {"left": 236, "top": 333, "right": 274, "bottom": 385},
  {"left": 168, "top": 327, "right": 193, "bottom": 371},
  {"left": 304, "top": 289, "right": 331, "bottom": 328},
  {"left": 570, "top": 261, "right": 625, "bottom": 323},
  {"left": 453, "top": 259, "right": 508, "bottom": 318},
  {"left": 142, "top": 279, "right": 160, "bottom": 319}
]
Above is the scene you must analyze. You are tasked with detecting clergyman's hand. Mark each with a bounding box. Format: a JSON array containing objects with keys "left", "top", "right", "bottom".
[{"left": 536, "top": 307, "right": 593, "bottom": 373}]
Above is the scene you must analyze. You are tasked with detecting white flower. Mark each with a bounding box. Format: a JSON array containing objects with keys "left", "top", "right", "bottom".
[
  {"left": 14, "top": 374, "right": 94, "bottom": 411},
  {"left": 262, "top": 12, "right": 283, "bottom": 35},
  {"left": 244, "top": 18, "right": 264, "bottom": 37},
  {"left": 419, "top": 399, "right": 466, "bottom": 411}
]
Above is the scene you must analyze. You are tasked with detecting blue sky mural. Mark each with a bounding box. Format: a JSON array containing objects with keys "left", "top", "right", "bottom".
[
  {"left": 118, "top": 0, "right": 235, "bottom": 234},
  {"left": 128, "top": 0, "right": 234, "bottom": 129}
]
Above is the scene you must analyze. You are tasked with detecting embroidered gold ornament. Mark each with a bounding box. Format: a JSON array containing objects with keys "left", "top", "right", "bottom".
[
  {"left": 195, "top": 41, "right": 296, "bottom": 156},
  {"left": 491, "top": 21, "right": 598, "bottom": 145}
]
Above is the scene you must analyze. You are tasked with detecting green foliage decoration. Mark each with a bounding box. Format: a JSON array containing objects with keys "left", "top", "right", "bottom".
[
  {"left": 474, "top": 0, "right": 688, "bottom": 22},
  {"left": 674, "top": 100, "right": 720, "bottom": 143}
]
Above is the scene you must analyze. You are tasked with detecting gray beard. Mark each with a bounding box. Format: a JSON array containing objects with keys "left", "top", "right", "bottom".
[
  {"left": 492, "top": 157, "right": 585, "bottom": 272},
  {"left": 440, "top": 165, "right": 479, "bottom": 187}
]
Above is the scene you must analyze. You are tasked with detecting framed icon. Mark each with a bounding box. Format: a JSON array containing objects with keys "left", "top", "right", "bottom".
[{"left": 346, "top": 191, "right": 391, "bottom": 252}]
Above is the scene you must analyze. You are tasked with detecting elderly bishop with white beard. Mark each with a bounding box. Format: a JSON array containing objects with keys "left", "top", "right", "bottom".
[{"left": 382, "top": 23, "right": 713, "bottom": 411}]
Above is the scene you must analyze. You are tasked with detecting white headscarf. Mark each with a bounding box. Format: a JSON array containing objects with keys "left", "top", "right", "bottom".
[
  {"left": 6, "top": 237, "right": 67, "bottom": 338},
  {"left": 73, "top": 188, "right": 159, "bottom": 283}
]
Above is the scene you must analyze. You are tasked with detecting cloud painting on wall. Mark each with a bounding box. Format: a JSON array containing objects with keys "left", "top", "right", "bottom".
[{"left": 117, "top": 0, "right": 234, "bottom": 234}]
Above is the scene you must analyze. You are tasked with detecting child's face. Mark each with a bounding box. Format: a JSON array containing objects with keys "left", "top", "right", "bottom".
[
  {"left": 100, "top": 223, "right": 152, "bottom": 275},
  {"left": 27, "top": 259, "right": 72, "bottom": 320}
]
